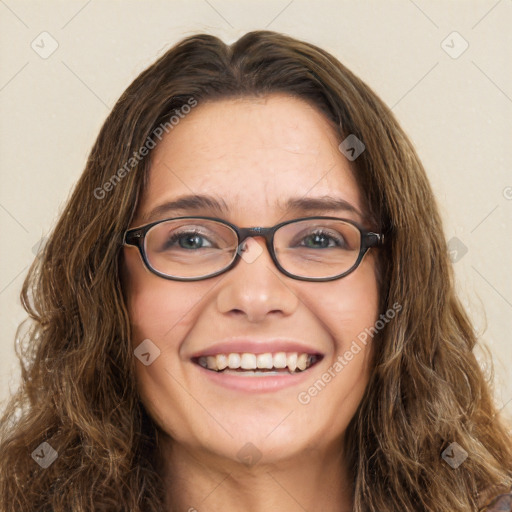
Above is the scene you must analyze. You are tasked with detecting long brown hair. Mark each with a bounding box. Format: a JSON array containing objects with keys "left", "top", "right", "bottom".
[{"left": 1, "top": 30, "right": 511, "bottom": 512}]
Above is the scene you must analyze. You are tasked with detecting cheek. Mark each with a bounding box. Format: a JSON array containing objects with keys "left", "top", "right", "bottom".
[
  {"left": 317, "top": 254, "right": 380, "bottom": 344},
  {"left": 122, "top": 248, "right": 195, "bottom": 343},
  {"left": 122, "top": 250, "right": 203, "bottom": 437},
  {"left": 300, "top": 256, "right": 379, "bottom": 413}
]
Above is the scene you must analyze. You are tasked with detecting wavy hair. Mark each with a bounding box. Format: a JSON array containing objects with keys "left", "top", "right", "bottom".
[{"left": 1, "top": 30, "right": 511, "bottom": 511}]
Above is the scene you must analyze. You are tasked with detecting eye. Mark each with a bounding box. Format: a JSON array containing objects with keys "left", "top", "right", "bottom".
[
  {"left": 162, "top": 229, "right": 215, "bottom": 250},
  {"left": 297, "top": 229, "right": 347, "bottom": 249}
]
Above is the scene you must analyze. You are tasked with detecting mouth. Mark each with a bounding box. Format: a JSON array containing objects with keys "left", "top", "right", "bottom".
[{"left": 192, "top": 351, "right": 324, "bottom": 376}]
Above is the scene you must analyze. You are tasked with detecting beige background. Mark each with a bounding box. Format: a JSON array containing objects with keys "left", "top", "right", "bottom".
[{"left": 1, "top": 0, "right": 511, "bottom": 423}]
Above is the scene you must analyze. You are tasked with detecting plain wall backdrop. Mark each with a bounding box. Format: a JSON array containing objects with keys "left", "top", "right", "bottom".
[{"left": 1, "top": 0, "right": 511, "bottom": 426}]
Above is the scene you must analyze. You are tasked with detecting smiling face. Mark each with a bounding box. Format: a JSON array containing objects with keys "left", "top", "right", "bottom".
[{"left": 121, "top": 93, "right": 380, "bottom": 467}]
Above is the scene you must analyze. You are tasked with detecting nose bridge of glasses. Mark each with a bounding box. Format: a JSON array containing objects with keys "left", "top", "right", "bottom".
[
  {"left": 238, "top": 227, "right": 274, "bottom": 243},
  {"left": 237, "top": 227, "right": 274, "bottom": 254}
]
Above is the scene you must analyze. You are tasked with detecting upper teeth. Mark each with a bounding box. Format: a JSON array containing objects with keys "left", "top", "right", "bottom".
[{"left": 197, "top": 352, "right": 317, "bottom": 373}]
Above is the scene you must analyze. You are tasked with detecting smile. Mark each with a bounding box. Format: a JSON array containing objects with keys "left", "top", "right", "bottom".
[{"left": 193, "top": 351, "right": 322, "bottom": 375}]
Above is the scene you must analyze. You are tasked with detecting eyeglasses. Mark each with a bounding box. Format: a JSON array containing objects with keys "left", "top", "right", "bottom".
[{"left": 123, "top": 216, "right": 385, "bottom": 282}]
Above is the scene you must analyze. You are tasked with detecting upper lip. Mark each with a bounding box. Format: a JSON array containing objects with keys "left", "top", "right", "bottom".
[{"left": 190, "top": 337, "right": 324, "bottom": 359}]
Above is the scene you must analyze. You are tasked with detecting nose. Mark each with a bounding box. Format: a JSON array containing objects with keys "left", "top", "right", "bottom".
[{"left": 215, "top": 236, "right": 300, "bottom": 323}]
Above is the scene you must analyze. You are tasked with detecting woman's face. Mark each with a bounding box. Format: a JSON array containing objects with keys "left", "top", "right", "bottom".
[{"left": 122, "top": 94, "right": 380, "bottom": 466}]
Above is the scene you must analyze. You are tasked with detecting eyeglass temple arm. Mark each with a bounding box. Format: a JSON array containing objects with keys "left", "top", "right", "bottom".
[
  {"left": 363, "top": 232, "right": 385, "bottom": 248},
  {"left": 123, "top": 229, "right": 143, "bottom": 247}
]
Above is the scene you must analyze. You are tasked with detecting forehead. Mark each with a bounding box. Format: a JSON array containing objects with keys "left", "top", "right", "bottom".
[{"left": 135, "top": 94, "right": 365, "bottom": 225}]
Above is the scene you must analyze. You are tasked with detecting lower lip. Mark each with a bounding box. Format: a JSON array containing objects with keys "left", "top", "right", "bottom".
[{"left": 193, "top": 362, "right": 320, "bottom": 393}]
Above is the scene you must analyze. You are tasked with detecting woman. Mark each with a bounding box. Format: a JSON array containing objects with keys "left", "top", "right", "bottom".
[{"left": 0, "top": 30, "right": 511, "bottom": 512}]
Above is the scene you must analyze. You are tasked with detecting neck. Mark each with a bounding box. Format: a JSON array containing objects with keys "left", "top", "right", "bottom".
[{"left": 157, "top": 432, "right": 354, "bottom": 512}]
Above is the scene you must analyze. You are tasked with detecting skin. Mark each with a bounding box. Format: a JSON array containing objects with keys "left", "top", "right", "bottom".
[{"left": 121, "top": 93, "right": 380, "bottom": 512}]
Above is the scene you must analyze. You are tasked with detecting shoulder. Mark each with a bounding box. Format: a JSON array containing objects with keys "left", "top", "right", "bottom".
[{"left": 479, "top": 488, "right": 512, "bottom": 511}]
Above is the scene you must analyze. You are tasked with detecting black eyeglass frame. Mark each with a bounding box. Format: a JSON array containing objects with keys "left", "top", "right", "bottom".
[{"left": 123, "top": 215, "right": 385, "bottom": 282}]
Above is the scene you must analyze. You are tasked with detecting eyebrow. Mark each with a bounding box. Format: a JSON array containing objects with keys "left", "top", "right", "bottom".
[
  {"left": 140, "top": 194, "right": 229, "bottom": 224},
  {"left": 139, "top": 193, "right": 364, "bottom": 224},
  {"left": 285, "top": 196, "right": 363, "bottom": 219}
]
